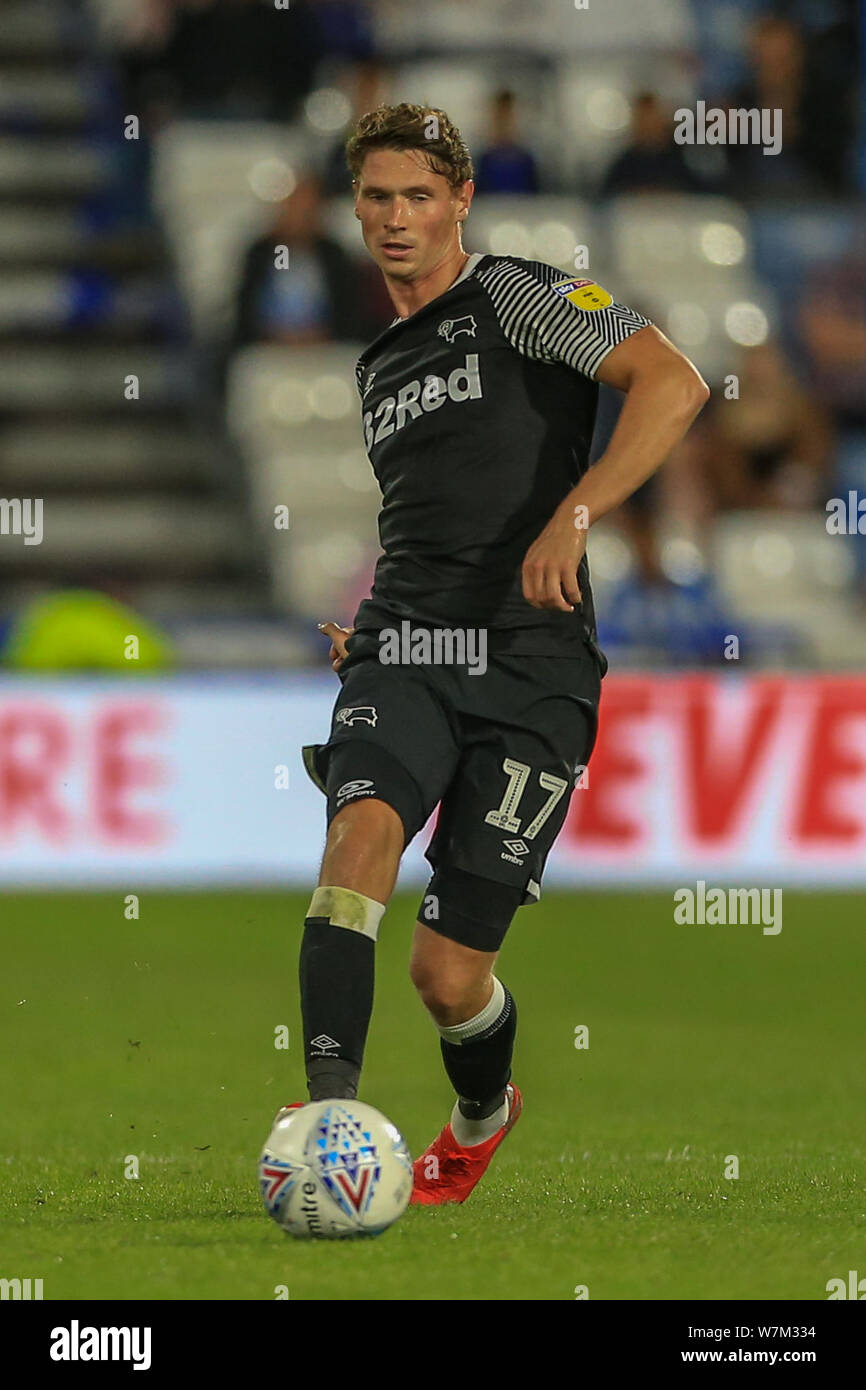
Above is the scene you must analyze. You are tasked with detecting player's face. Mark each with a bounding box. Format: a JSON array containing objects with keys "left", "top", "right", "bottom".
[{"left": 354, "top": 149, "right": 471, "bottom": 282}]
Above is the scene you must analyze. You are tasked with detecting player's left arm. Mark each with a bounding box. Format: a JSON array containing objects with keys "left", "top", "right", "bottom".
[{"left": 522, "top": 325, "right": 710, "bottom": 612}]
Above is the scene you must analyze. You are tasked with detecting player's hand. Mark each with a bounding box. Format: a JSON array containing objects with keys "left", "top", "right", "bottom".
[
  {"left": 317, "top": 621, "right": 354, "bottom": 672},
  {"left": 521, "top": 511, "right": 588, "bottom": 612}
]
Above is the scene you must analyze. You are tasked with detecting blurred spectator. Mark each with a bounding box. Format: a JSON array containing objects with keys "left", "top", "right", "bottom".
[
  {"left": 599, "top": 92, "right": 707, "bottom": 199},
  {"left": 310, "top": 0, "right": 375, "bottom": 61},
  {"left": 232, "top": 172, "right": 368, "bottom": 349},
  {"left": 323, "top": 60, "right": 390, "bottom": 195},
  {"left": 474, "top": 90, "right": 540, "bottom": 195},
  {"left": 799, "top": 255, "right": 866, "bottom": 429},
  {"left": 598, "top": 566, "right": 755, "bottom": 668},
  {"left": 121, "top": 0, "right": 321, "bottom": 122},
  {"left": 723, "top": 14, "right": 857, "bottom": 199},
  {"left": 659, "top": 343, "right": 831, "bottom": 529}
]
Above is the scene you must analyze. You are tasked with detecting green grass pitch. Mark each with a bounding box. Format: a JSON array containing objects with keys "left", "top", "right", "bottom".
[{"left": 2, "top": 889, "right": 864, "bottom": 1301}]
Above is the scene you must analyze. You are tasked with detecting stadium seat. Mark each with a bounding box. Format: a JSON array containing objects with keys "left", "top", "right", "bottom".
[
  {"left": 0, "top": 345, "right": 194, "bottom": 410},
  {"left": 711, "top": 510, "right": 866, "bottom": 664},
  {"left": 152, "top": 121, "right": 315, "bottom": 339},
  {"left": 607, "top": 193, "right": 753, "bottom": 282},
  {"left": 226, "top": 344, "right": 379, "bottom": 616},
  {"left": 375, "top": 0, "right": 694, "bottom": 59},
  {"left": 0, "top": 421, "right": 213, "bottom": 491},
  {"left": 1, "top": 0, "right": 70, "bottom": 59},
  {"left": 374, "top": 3, "right": 536, "bottom": 55},
  {"left": 0, "top": 134, "right": 109, "bottom": 196},
  {"left": 601, "top": 194, "right": 770, "bottom": 380},
  {"left": 553, "top": 58, "right": 698, "bottom": 186},
  {"left": 463, "top": 195, "right": 606, "bottom": 279},
  {"left": 0, "top": 67, "right": 91, "bottom": 125},
  {"left": 0, "top": 206, "right": 84, "bottom": 262},
  {"left": 387, "top": 58, "right": 556, "bottom": 176},
  {"left": 0, "top": 496, "right": 247, "bottom": 574}
]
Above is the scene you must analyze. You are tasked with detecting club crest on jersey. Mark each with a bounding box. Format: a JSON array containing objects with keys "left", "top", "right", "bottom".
[
  {"left": 437, "top": 314, "right": 477, "bottom": 342},
  {"left": 552, "top": 278, "right": 613, "bottom": 310},
  {"left": 335, "top": 706, "right": 377, "bottom": 727}
]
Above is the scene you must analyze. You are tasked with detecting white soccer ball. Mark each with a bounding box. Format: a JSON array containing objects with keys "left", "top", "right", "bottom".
[{"left": 258, "top": 1100, "right": 413, "bottom": 1238}]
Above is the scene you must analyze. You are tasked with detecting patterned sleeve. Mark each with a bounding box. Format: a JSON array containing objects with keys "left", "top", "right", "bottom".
[{"left": 475, "top": 256, "right": 651, "bottom": 380}]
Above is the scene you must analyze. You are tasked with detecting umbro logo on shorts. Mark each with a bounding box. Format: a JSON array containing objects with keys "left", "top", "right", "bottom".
[
  {"left": 501, "top": 838, "right": 528, "bottom": 865},
  {"left": 336, "top": 705, "right": 378, "bottom": 726}
]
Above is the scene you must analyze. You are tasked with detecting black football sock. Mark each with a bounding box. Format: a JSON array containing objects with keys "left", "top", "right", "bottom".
[
  {"left": 438, "top": 979, "right": 517, "bottom": 1119},
  {"left": 299, "top": 888, "right": 384, "bottom": 1102}
]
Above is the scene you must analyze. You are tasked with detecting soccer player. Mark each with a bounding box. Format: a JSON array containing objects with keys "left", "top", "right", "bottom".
[{"left": 293, "top": 104, "right": 709, "bottom": 1204}]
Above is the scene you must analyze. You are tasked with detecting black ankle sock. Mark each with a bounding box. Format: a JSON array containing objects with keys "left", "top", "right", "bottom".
[
  {"left": 440, "top": 985, "right": 517, "bottom": 1120},
  {"left": 306, "top": 1058, "right": 361, "bottom": 1102},
  {"left": 299, "top": 918, "right": 374, "bottom": 1101}
]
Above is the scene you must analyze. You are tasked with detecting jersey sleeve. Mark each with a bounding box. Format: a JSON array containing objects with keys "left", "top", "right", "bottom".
[{"left": 475, "top": 256, "right": 652, "bottom": 380}]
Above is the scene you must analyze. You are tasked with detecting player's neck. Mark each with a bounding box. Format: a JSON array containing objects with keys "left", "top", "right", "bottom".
[{"left": 385, "top": 247, "right": 470, "bottom": 321}]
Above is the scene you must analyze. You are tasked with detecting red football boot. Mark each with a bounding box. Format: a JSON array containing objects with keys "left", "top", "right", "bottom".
[
  {"left": 272, "top": 1101, "right": 305, "bottom": 1124},
  {"left": 410, "top": 1083, "right": 523, "bottom": 1205}
]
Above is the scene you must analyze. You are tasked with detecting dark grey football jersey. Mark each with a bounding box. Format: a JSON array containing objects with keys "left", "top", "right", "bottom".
[{"left": 351, "top": 252, "right": 651, "bottom": 657}]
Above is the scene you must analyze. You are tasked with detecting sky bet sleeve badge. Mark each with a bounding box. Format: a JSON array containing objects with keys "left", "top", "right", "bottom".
[{"left": 552, "top": 278, "right": 613, "bottom": 310}]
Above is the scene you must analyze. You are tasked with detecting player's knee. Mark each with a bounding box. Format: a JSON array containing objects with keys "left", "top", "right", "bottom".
[
  {"left": 409, "top": 952, "right": 490, "bottom": 1023},
  {"left": 325, "top": 796, "right": 403, "bottom": 862}
]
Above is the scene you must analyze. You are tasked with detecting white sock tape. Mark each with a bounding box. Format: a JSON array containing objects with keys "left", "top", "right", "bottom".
[{"left": 307, "top": 886, "right": 386, "bottom": 942}]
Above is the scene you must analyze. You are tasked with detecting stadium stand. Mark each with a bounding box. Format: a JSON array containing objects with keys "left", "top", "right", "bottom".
[
  {"left": 0, "top": 0, "right": 300, "bottom": 666},
  {"left": 1, "top": 0, "right": 861, "bottom": 669}
]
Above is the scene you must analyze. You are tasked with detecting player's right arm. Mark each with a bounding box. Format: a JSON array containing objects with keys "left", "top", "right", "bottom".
[
  {"left": 573, "top": 323, "right": 710, "bottom": 528},
  {"left": 476, "top": 257, "right": 708, "bottom": 612},
  {"left": 522, "top": 324, "right": 709, "bottom": 610},
  {"left": 317, "top": 621, "right": 354, "bottom": 672}
]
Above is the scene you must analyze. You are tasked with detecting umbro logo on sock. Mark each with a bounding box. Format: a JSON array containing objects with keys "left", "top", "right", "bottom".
[{"left": 310, "top": 1034, "right": 340, "bottom": 1055}]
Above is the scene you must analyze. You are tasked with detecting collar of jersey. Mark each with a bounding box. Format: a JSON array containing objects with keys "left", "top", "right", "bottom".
[{"left": 386, "top": 251, "right": 485, "bottom": 330}]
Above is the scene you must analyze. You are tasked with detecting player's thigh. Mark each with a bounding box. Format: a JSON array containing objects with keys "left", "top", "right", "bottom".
[
  {"left": 312, "top": 640, "right": 461, "bottom": 849},
  {"left": 423, "top": 655, "right": 600, "bottom": 927}
]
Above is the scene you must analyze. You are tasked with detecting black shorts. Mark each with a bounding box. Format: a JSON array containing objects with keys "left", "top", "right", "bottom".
[{"left": 302, "top": 627, "right": 603, "bottom": 910}]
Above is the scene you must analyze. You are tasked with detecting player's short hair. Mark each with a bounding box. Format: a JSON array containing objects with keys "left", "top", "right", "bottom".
[{"left": 345, "top": 103, "right": 474, "bottom": 190}]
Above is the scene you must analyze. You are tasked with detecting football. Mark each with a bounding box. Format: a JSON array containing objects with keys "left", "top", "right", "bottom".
[{"left": 258, "top": 1100, "right": 414, "bottom": 1238}]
